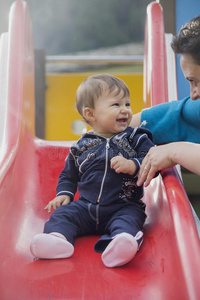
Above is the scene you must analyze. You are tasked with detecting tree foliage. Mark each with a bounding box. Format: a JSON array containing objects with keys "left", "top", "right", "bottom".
[{"left": 26, "top": 0, "right": 151, "bottom": 54}]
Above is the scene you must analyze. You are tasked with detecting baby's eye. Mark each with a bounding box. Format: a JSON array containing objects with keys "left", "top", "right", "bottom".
[
  {"left": 126, "top": 103, "right": 131, "bottom": 107},
  {"left": 112, "top": 103, "right": 119, "bottom": 106}
]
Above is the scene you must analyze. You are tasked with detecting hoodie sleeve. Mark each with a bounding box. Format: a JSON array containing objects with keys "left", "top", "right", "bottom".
[
  {"left": 141, "top": 96, "right": 200, "bottom": 145},
  {"left": 56, "top": 150, "right": 79, "bottom": 201}
]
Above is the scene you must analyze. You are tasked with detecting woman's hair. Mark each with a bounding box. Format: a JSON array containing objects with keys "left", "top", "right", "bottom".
[
  {"left": 171, "top": 15, "right": 200, "bottom": 65},
  {"left": 76, "top": 74, "right": 130, "bottom": 118}
]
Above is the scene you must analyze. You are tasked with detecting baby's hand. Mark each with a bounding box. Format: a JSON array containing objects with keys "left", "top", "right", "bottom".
[
  {"left": 110, "top": 156, "right": 136, "bottom": 175},
  {"left": 44, "top": 195, "right": 71, "bottom": 213}
]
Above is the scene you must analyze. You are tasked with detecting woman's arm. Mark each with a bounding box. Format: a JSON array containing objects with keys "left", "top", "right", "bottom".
[
  {"left": 130, "top": 112, "right": 142, "bottom": 128},
  {"left": 137, "top": 142, "right": 200, "bottom": 187},
  {"left": 132, "top": 97, "right": 200, "bottom": 145}
]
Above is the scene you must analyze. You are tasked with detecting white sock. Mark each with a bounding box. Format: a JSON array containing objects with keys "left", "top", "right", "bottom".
[
  {"left": 101, "top": 232, "right": 138, "bottom": 268},
  {"left": 30, "top": 233, "right": 74, "bottom": 259}
]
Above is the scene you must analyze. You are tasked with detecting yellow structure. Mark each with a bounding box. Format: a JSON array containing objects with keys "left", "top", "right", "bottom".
[{"left": 45, "top": 73, "right": 143, "bottom": 141}]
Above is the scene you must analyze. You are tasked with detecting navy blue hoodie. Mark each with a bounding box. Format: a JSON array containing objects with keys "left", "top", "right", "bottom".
[{"left": 56, "top": 127, "right": 155, "bottom": 206}]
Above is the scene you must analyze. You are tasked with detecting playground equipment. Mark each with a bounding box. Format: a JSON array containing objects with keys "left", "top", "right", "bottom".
[{"left": 0, "top": 1, "right": 199, "bottom": 299}]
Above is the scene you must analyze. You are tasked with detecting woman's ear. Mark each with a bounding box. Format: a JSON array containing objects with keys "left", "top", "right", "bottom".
[{"left": 83, "top": 107, "right": 95, "bottom": 123}]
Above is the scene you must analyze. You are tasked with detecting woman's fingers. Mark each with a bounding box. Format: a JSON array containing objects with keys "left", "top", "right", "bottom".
[
  {"left": 137, "top": 158, "right": 149, "bottom": 186},
  {"left": 137, "top": 162, "right": 156, "bottom": 187},
  {"left": 143, "top": 165, "right": 156, "bottom": 187},
  {"left": 137, "top": 149, "right": 158, "bottom": 186}
]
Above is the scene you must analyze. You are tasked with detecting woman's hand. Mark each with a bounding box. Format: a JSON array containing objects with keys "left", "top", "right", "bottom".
[
  {"left": 137, "top": 142, "right": 200, "bottom": 187},
  {"left": 44, "top": 195, "right": 71, "bottom": 213},
  {"left": 137, "top": 145, "right": 175, "bottom": 187}
]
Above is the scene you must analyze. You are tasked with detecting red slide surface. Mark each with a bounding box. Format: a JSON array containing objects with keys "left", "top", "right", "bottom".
[{"left": 0, "top": 1, "right": 199, "bottom": 299}]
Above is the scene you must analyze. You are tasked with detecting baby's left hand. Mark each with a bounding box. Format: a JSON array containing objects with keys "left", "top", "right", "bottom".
[{"left": 111, "top": 155, "right": 136, "bottom": 175}]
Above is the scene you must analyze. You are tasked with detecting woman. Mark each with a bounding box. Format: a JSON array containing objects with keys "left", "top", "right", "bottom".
[{"left": 131, "top": 15, "right": 200, "bottom": 187}]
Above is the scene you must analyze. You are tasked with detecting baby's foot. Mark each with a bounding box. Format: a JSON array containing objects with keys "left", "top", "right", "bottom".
[
  {"left": 101, "top": 232, "right": 138, "bottom": 268},
  {"left": 30, "top": 233, "right": 74, "bottom": 259}
]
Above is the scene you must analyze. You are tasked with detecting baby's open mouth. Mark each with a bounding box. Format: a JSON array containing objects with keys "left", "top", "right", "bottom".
[{"left": 117, "top": 118, "right": 128, "bottom": 123}]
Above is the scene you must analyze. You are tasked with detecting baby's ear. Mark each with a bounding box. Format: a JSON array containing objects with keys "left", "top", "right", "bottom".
[{"left": 83, "top": 107, "right": 95, "bottom": 123}]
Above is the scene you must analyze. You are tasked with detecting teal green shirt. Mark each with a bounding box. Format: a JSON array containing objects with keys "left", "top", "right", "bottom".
[{"left": 141, "top": 97, "right": 200, "bottom": 145}]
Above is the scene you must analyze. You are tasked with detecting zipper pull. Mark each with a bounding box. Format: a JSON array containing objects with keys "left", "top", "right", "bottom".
[
  {"left": 106, "top": 139, "right": 110, "bottom": 149},
  {"left": 88, "top": 153, "right": 94, "bottom": 159}
]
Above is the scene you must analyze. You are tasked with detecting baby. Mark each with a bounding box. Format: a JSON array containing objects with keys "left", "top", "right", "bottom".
[{"left": 30, "top": 74, "right": 156, "bottom": 267}]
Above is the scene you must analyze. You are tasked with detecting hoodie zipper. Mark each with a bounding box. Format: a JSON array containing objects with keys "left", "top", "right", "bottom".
[
  {"left": 97, "top": 138, "right": 110, "bottom": 203},
  {"left": 79, "top": 153, "right": 94, "bottom": 173}
]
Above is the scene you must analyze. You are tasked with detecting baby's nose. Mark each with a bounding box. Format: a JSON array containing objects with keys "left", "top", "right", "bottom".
[{"left": 121, "top": 105, "right": 128, "bottom": 113}]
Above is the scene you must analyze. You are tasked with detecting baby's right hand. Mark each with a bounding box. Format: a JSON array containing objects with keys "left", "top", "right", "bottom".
[{"left": 44, "top": 195, "right": 71, "bottom": 213}]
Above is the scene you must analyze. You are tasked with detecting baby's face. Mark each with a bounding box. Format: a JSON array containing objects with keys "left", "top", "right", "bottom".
[{"left": 91, "top": 89, "right": 133, "bottom": 138}]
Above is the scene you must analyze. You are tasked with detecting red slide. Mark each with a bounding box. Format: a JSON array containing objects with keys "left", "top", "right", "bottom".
[{"left": 0, "top": 1, "right": 199, "bottom": 299}]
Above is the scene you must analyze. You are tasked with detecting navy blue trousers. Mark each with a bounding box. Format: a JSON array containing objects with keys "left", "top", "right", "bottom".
[{"left": 44, "top": 200, "right": 146, "bottom": 253}]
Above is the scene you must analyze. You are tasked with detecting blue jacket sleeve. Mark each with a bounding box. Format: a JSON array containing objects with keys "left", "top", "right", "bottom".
[
  {"left": 56, "top": 151, "right": 79, "bottom": 201},
  {"left": 141, "top": 97, "right": 200, "bottom": 145}
]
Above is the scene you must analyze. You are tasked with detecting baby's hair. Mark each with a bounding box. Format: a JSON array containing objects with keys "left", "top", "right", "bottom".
[
  {"left": 171, "top": 15, "right": 200, "bottom": 65},
  {"left": 76, "top": 74, "right": 130, "bottom": 119}
]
